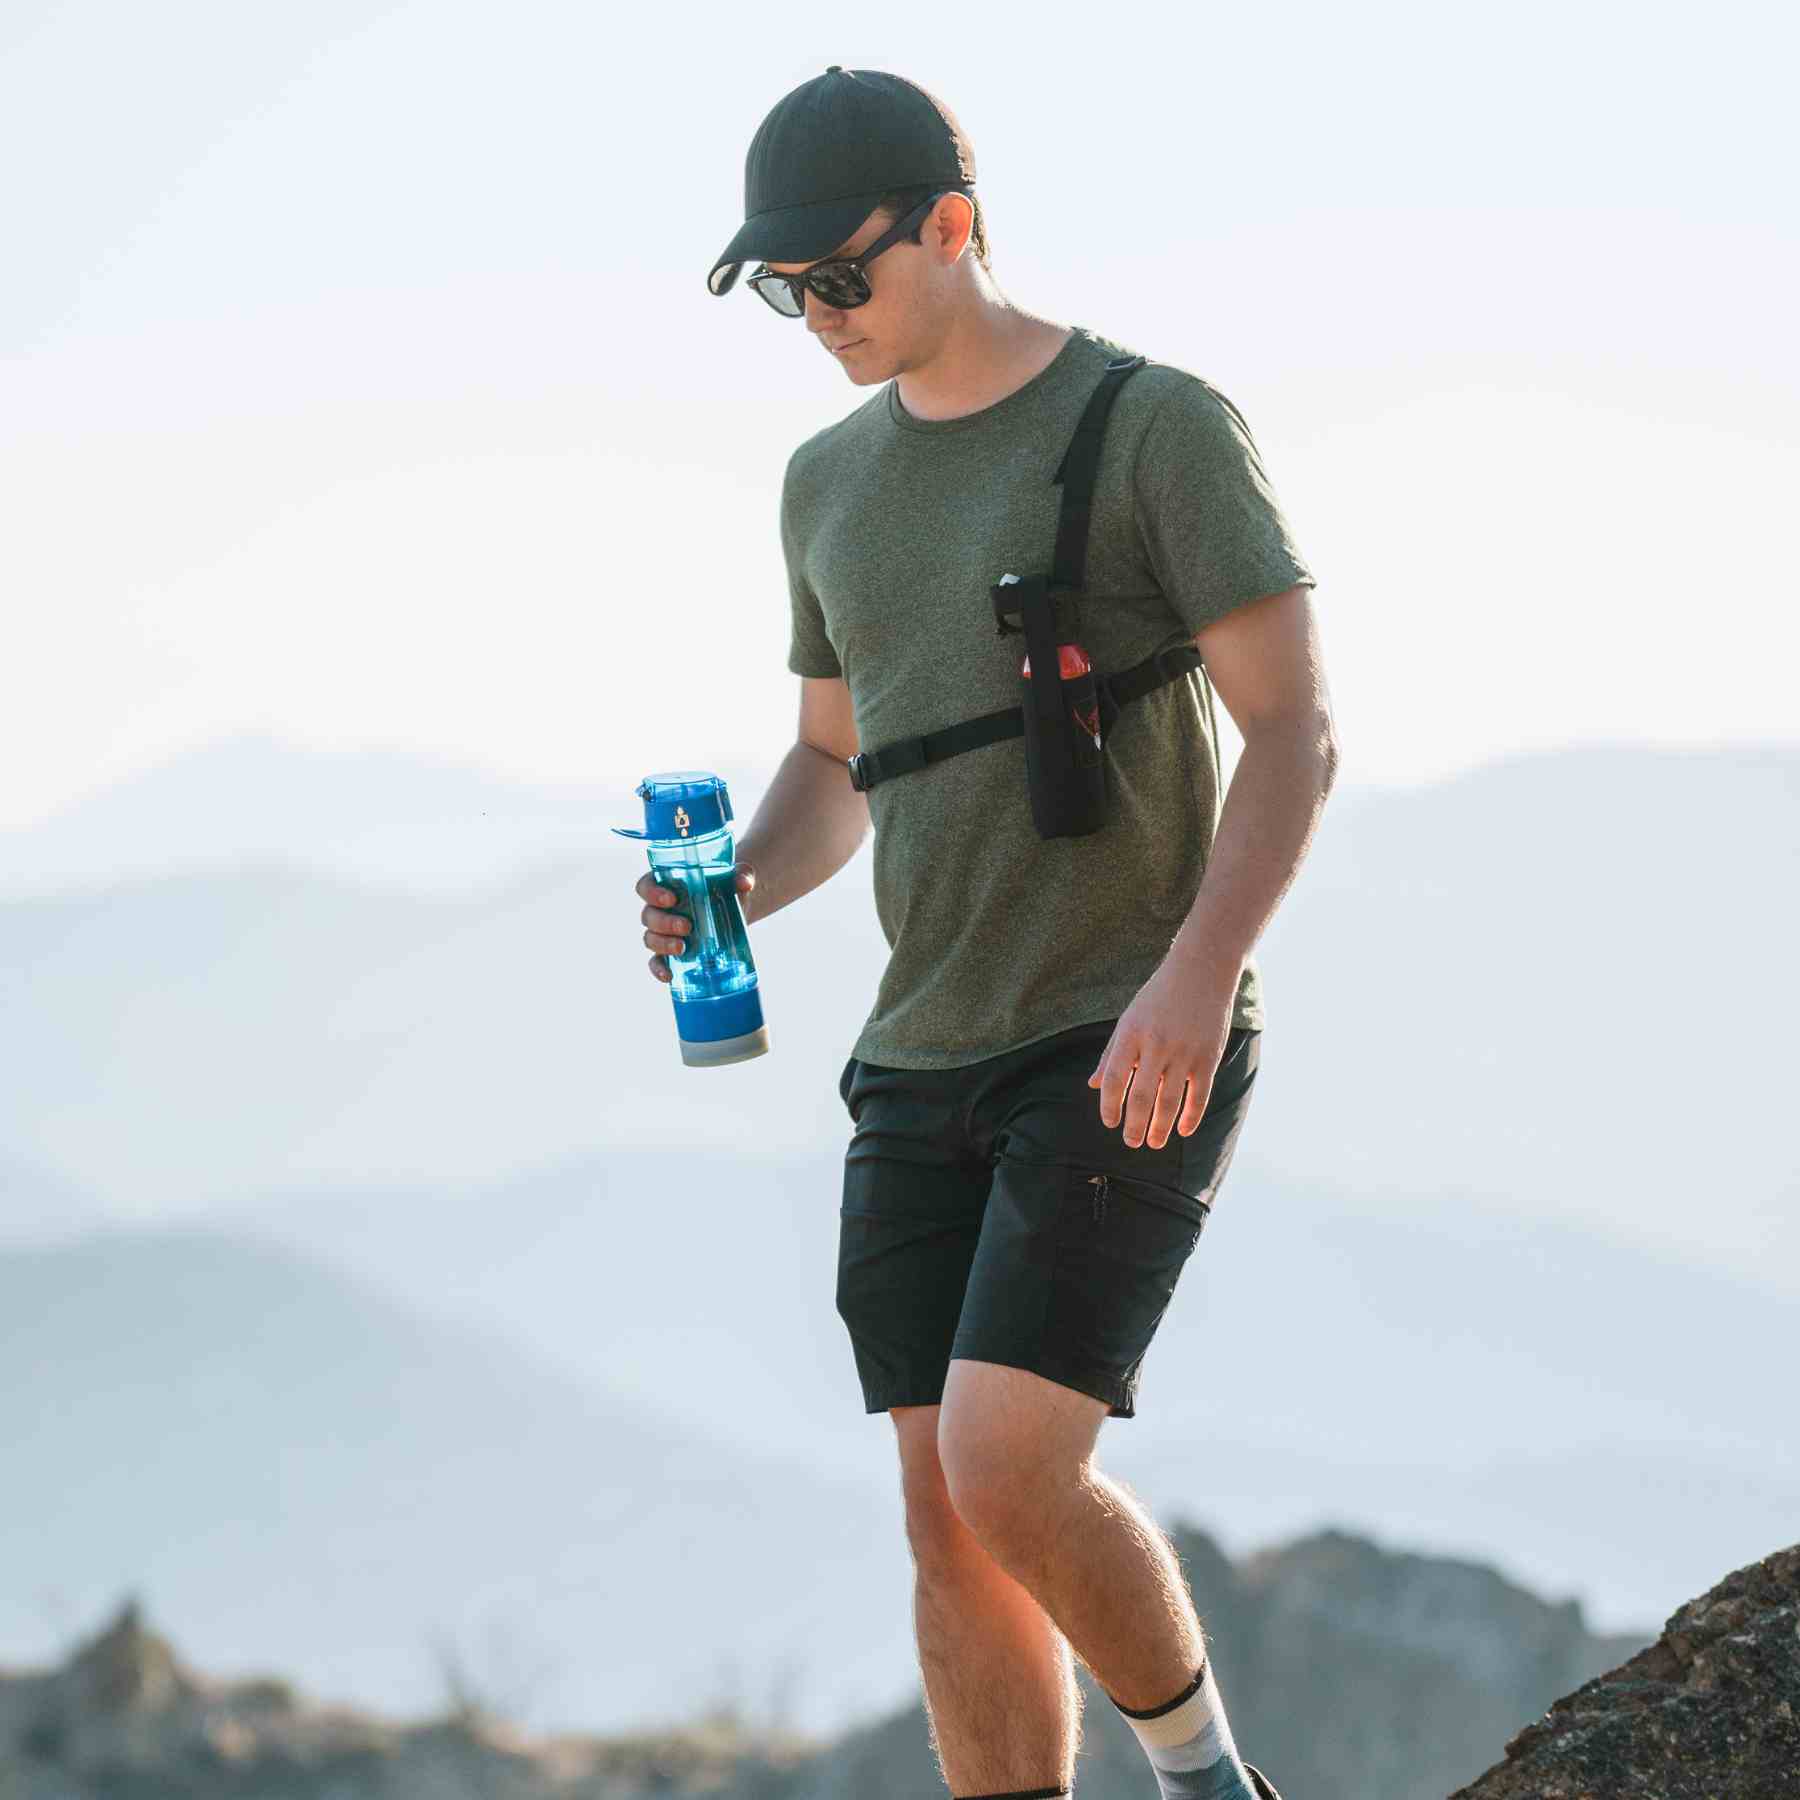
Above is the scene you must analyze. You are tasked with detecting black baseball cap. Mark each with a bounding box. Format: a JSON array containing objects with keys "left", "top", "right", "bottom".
[{"left": 707, "top": 66, "right": 977, "bottom": 297}]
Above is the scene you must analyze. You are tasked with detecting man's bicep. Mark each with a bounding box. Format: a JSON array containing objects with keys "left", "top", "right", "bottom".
[
  {"left": 798, "top": 673, "right": 860, "bottom": 763},
  {"left": 1193, "top": 583, "right": 1338, "bottom": 745}
]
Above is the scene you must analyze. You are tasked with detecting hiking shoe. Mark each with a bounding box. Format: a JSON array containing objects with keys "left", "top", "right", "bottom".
[{"left": 1244, "top": 1765, "right": 1284, "bottom": 1800}]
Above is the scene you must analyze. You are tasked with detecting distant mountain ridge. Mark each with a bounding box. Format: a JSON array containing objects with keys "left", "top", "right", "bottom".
[
  {"left": 0, "top": 1227, "right": 917, "bottom": 1739},
  {"left": 0, "top": 1148, "right": 96, "bottom": 1245},
  {"left": 202, "top": 1141, "right": 1800, "bottom": 1639},
  {"left": 1, "top": 736, "right": 1793, "bottom": 1296},
  {"left": 0, "top": 726, "right": 768, "bottom": 900}
]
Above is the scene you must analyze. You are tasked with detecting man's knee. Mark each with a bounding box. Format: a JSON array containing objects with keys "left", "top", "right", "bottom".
[
  {"left": 891, "top": 1403, "right": 972, "bottom": 1567},
  {"left": 936, "top": 1362, "right": 1101, "bottom": 1545}
]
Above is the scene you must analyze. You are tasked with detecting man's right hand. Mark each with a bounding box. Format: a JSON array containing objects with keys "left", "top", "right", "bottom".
[
  {"left": 631, "top": 685, "right": 859, "bottom": 985},
  {"left": 637, "top": 866, "right": 757, "bottom": 985}
]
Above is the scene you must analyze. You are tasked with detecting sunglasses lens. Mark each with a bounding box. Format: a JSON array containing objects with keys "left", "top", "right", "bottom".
[
  {"left": 750, "top": 274, "right": 803, "bottom": 317},
  {"left": 808, "top": 266, "right": 869, "bottom": 309}
]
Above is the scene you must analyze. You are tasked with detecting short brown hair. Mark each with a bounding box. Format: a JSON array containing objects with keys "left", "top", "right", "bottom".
[{"left": 872, "top": 184, "right": 991, "bottom": 273}]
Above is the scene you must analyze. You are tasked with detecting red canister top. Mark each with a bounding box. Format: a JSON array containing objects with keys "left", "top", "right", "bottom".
[{"left": 1020, "top": 641, "right": 1092, "bottom": 679}]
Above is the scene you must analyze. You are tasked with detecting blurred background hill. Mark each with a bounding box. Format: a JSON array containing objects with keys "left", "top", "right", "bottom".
[
  {"left": 2, "top": 733, "right": 1794, "bottom": 1745},
  {"left": 2, "top": 733, "right": 1791, "bottom": 1278},
  {"left": 0, "top": 1522, "right": 1667, "bottom": 1800}
]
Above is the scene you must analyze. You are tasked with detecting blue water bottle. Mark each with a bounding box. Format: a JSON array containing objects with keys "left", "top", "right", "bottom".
[{"left": 612, "top": 770, "right": 769, "bottom": 1067}]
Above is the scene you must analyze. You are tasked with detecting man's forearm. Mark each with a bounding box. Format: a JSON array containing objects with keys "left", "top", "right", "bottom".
[
  {"left": 1163, "top": 718, "right": 1340, "bottom": 990},
  {"left": 735, "top": 740, "right": 871, "bottom": 926}
]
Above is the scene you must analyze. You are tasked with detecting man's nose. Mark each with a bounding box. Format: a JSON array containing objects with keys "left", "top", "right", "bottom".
[{"left": 804, "top": 287, "right": 847, "bottom": 330}]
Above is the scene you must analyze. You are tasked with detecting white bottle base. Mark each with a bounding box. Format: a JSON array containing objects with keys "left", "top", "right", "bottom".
[{"left": 677, "top": 1026, "right": 771, "bottom": 1067}]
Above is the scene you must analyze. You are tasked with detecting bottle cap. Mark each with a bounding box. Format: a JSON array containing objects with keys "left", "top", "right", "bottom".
[{"left": 611, "top": 770, "right": 735, "bottom": 843}]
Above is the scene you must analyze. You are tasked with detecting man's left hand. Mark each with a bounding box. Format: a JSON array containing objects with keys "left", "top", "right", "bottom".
[{"left": 1088, "top": 960, "right": 1238, "bottom": 1149}]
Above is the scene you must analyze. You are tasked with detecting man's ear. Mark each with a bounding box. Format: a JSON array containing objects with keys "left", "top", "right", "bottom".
[{"left": 934, "top": 192, "right": 975, "bottom": 262}]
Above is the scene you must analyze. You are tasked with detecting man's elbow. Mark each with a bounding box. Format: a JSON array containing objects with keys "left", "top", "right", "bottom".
[
  {"left": 1311, "top": 714, "right": 1344, "bottom": 802},
  {"left": 1242, "top": 705, "right": 1340, "bottom": 774},
  {"left": 1319, "top": 714, "right": 1343, "bottom": 782}
]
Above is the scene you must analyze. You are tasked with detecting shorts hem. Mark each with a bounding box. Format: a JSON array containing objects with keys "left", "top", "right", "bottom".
[
  {"left": 862, "top": 1389, "right": 947, "bottom": 1414},
  {"left": 859, "top": 1354, "right": 1135, "bottom": 1418}
]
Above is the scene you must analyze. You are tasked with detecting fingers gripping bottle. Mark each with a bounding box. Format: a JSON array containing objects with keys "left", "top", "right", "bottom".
[{"left": 612, "top": 771, "right": 769, "bottom": 1067}]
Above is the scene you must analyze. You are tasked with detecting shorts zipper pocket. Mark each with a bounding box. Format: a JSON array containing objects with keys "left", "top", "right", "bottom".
[{"left": 1080, "top": 1167, "right": 1210, "bottom": 1230}]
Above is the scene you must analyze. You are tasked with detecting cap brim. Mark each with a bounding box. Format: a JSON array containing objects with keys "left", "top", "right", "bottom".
[{"left": 706, "top": 191, "right": 887, "bottom": 297}]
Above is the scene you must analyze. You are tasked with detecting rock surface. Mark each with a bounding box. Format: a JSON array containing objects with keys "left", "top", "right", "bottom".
[{"left": 1450, "top": 1542, "right": 1800, "bottom": 1798}]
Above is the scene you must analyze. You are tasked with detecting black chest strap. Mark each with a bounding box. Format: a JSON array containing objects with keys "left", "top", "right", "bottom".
[
  {"left": 847, "top": 640, "right": 1201, "bottom": 792},
  {"left": 846, "top": 351, "right": 1203, "bottom": 795}
]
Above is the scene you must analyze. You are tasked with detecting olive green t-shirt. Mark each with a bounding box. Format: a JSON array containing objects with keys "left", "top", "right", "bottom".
[{"left": 780, "top": 324, "right": 1315, "bottom": 1070}]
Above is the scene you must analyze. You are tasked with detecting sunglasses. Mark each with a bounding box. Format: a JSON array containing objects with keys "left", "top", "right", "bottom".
[{"left": 746, "top": 191, "right": 960, "bottom": 318}]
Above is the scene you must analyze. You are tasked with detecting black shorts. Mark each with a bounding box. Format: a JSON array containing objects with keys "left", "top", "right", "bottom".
[{"left": 834, "top": 1019, "right": 1261, "bottom": 1421}]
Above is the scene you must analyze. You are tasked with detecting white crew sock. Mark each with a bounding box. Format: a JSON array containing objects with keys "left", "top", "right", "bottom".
[{"left": 1107, "top": 1657, "right": 1258, "bottom": 1800}]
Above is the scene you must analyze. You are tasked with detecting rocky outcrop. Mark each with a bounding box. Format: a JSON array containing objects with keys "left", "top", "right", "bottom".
[
  {"left": 1450, "top": 1542, "right": 1800, "bottom": 1798},
  {"left": 0, "top": 1595, "right": 818, "bottom": 1798},
  {"left": 8, "top": 1534, "right": 1791, "bottom": 1799}
]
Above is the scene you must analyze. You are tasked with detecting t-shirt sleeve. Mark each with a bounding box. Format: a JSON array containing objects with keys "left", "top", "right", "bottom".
[
  {"left": 1131, "top": 376, "right": 1316, "bottom": 635},
  {"left": 780, "top": 454, "right": 844, "bottom": 679}
]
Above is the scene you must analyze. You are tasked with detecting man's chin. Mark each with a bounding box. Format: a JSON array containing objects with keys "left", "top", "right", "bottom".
[{"left": 829, "top": 339, "right": 881, "bottom": 380}]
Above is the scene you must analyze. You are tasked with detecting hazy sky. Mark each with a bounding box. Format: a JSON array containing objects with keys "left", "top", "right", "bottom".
[{"left": 3, "top": 0, "right": 1795, "bottom": 832}]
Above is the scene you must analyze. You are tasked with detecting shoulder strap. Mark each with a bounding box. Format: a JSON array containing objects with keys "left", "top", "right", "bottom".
[{"left": 1049, "top": 353, "right": 1149, "bottom": 594}]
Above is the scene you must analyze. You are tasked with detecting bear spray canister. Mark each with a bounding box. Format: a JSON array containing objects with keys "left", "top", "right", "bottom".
[
  {"left": 1018, "top": 634, "right": 1108, "bottom": 838},
  {"left": 1020, "top": 639, "right": 1103, "bottom": 751},
  {"left": 612, "top": 770, "right": 769, "bottom": 1067}
]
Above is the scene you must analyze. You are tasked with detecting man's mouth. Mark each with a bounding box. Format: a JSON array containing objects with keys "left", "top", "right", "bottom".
[{"left": 831, "top": 339, "right": 864, "bottom": 355}]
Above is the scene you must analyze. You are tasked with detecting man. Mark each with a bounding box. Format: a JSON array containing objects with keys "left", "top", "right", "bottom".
[{"left": 637, "top": 66, "right": 1338, "bottom": 1800}]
